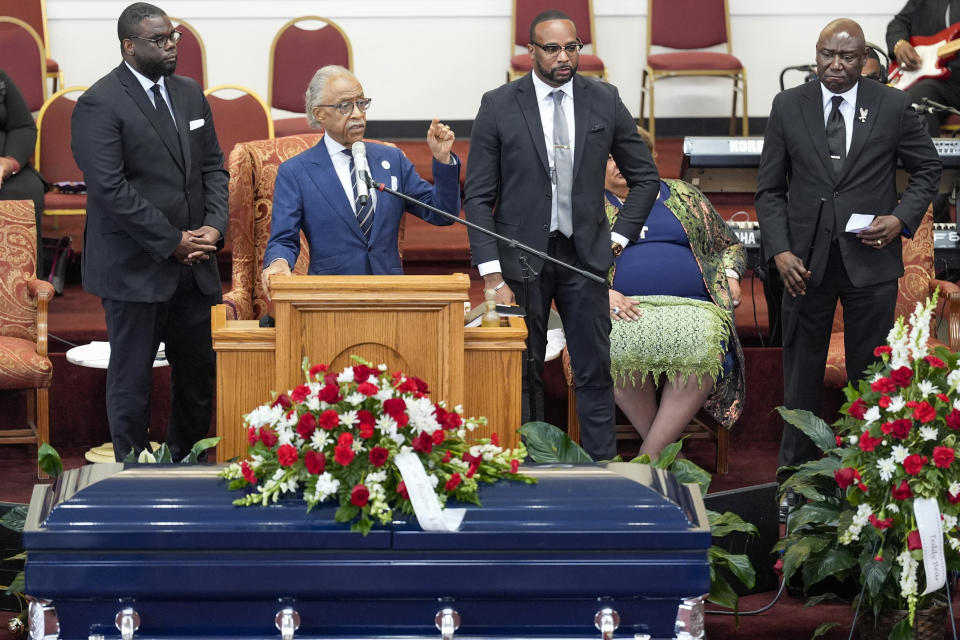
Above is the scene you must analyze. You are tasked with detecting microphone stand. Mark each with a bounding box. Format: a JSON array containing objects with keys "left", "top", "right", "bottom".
[
  {"left": 365, "top": 174, "right": 604, "bottom": 427},
  {"left": 922, "top": 97, "right": 960, "bottom": 118}
]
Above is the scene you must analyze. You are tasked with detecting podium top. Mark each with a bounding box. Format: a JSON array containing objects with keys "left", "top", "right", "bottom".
[{"left": 269, "top": 273, "right": 471, "bottom": 302}]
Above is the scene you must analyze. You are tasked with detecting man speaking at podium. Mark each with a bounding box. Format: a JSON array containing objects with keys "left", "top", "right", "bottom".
[
  {"left": 72, "top": 2, "right": 228, "bottom": 461},
  {"left": 464, "top": 10, "right": 659, "bottom": 460},
  {"left": 756, "top": 18, "right": 940, "bottom": 485},
  {"left": 261, "top": 65, "right": 461, "bottom": 292}
]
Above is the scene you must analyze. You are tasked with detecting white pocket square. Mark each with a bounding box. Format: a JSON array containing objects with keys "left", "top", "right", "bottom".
[
  {"left": 189, "top": 118, "right": 204, "bottom": 130},
  {"left": 391, "top": 176, "right": 398, "bottom": 190}
]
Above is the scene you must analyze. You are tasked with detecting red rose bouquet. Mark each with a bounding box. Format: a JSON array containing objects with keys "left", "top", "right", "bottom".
[
  {"left": 777, "top": 292, "right": 960, "bottom": 635},
  {"left": 221, "top": 357, "right": 533, "bottom": 534}
]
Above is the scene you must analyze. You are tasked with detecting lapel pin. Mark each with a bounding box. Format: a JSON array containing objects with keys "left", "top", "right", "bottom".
[
  {"left": 381, "top": 160, "right": 390, "bottom": 170},
  {"left": 858, "top": 108, "right": 868, "bottom": 123}
]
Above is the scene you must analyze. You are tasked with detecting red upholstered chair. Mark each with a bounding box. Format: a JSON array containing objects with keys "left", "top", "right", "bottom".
[
  {"left": 0, "top": 17, "right": 47, "bottom": 111},
  {"left": 35, "top": 87, "right": 86, "bottom": 249},
  {"left": 204, "top": 85, "right": 274, "bottom": 160},
  {"left": 169, "top": 17, "right": 207, "bottom": 89},
  {"left": 268, "top": 17, "right": 352, "bottom": 138},
  {"left": 0, "top": 0, "right": 62, "bottom": 92},
  {"left": 641, "top": 0, "right": 748, "bottom": 142},
  {"left": 824, "top": 207, "right": 960, "bottom": 388},
  {"left": 0, "top": 199, "right": 54, "bottom": 465},
  {"left": 508, "top": 0, "right": 606, "bottom": 81}
]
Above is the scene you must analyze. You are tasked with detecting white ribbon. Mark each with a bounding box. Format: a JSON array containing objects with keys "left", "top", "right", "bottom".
[
  {"left": 913, "top": 497, "right": 947, "bottom": 595},
  {"left": 394, "top": 450, "right": 465, "bottom": 532}
]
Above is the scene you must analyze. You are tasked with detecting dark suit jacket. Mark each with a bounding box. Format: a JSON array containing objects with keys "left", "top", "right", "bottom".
[
  {"left": 755, "top": 78, "right": 941, "bottom": 288},
  {"left": 72, "top": 63, "right": 228, "bottom": 302},
  {"left": 464, "top": 73, "right": 660, "bottom": 280},
  {"left": 263, "top": 139, "right": 460, "bottom": 275}
]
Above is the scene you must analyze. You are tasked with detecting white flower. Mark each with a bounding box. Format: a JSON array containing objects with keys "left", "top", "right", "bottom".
[
  {"left": 427, "top": 473, "right": 439, "bottom": 488},
  {"left": 378, "top": 363, "right": 387, "bottom": 371},
  {"left": 849, "top": 435, "right": 859, "bottom": 445},
  {"left": 886, "top": 503, "right": 899, "bottom": 514},
  {"left": 948, "top": 369, "right": 960, "bottom": 391},
  {"left": 950, "top": 481, "right": 960, "bottom": 496},
  {"left": 305, "top": 396, "right": 320, "bottom": 412},
  {"left": 454, "top": 404, "right": 463, "bottom": 414},
  {"left": 345, "top": 392, "right": 365, "bottom": 406},
  {"left": 919, "top": 426, "right": 939, "bottom": 441},
  {"left": 244, "top": 403, "right": 284, "bottom": 428},
  {"left": 950, "top": 537, "right": 960, "bottom": 552},
  {"left": 340, "top": 410, "right": 359, "bottom": 427},
  {"left": 313, "top": 472, "right": 340, "bottom": 501},
  {"left": 887, "top": 395, "right": 906, "bottom": 413},
  {"left": 943, "top": 514, "right": 958, "bottom": 531},
  {"left": 367, "top": 470, "right": 387, "bottom": 484},
  {"left": 337, "top": 367, "right": 355, "bottom": 383},
  {"left": 376, "top": 413, "right": 398, "bottom": 438},
  {"left": 375, "top": 387, "right": 394, "bottom": 402},
  {"left": 891, "top": 444, "right": 910, "bottom": 464},
  {"left": 863, "top": 406, "right": 881, "bottom": 424},
  {"left": 310, "top": 430, "right": 331, "bottom": 450},
  {"left": 917, "top": 380, "right": 938, "bottom": 397},
  {"left": 877, "top": 456, "right": 897, "bottom": 482},
  {"left": 407, "top": 396, "right": 441, "bottom": 434},
  {"left": 840, "top": 503, "right": 873, "bottom": 544},
  {"left": 897, "top": 549, "right": 919, "bottom": 598}
]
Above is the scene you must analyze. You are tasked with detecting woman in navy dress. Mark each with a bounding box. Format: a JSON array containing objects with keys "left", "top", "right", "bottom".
[{"left": 605, "top": 129, "right": 746, "bottom": 459}]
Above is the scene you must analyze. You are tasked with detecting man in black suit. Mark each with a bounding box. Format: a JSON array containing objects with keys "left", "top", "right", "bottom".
[
  {"left": 756, "top": 18, "right": 941, "bottom": 484},
  {"left": 72, "top": 2, "right": 228, "bottom": 461},
  {"left": 464, "top": 10, "right": 660, "bottom": 460}
]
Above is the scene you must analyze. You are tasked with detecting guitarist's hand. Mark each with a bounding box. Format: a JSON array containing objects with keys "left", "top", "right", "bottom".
[{"left": 895, "top": 40, "right": 922, "bottom": 71}]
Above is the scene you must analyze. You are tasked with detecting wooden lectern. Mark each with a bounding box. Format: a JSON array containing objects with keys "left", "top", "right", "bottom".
[{"left": 211, "top": 274, "right": 526, "bottom": 462}]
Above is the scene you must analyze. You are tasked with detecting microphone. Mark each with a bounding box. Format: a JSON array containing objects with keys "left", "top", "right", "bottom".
[
  {"left": 911, "top": 102, "right": 935, "bottom": 114},
  {"left": 351, "top": 141, "right": 371, "bottom": 206}
]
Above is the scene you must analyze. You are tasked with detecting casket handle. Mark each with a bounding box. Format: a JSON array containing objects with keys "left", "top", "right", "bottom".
[
  {"left": 434, "top": 606, "right": 461, "bottom": 640},
  {"left": 114, "top": 607, "right": 140, "bottom": 640},
  {"left": 274, "top": 606, "right": 301, "bottom": 640},
  {"left": 593, "top": 607, "right": 619, "bottom": 640}
]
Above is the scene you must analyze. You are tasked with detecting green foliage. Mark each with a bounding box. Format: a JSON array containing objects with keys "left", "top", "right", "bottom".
[
  {"left": 775, "top": 407, "right": 837, "bottom": 453},
  {"left": 518, "top": 421, "right": 594, "bottom": 463},
  {"left": 183, "top": 437, "right": 221, "bottom": 462},
  {"left": 708, "top": 509, "right": 758, "bottom": 538},
  {"left": 37, "top": 442, "right": 62, "bottom": 478},
  {"left": 3, "top": 570, "right": 24, "bottom": 596},
  {"left": 810, "top": 622, "right": 839, "bottom": 639}
]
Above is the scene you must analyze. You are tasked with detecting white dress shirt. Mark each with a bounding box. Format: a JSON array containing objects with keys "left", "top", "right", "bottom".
[
  {"left": 324, "top": 134, "right": 377, "bottom": 213},
  {"left": 820, "top": 81, "right": 858, "bottom": 154},
  {"left": 124, "top": 61, "right": 176, "bottom": 127}
]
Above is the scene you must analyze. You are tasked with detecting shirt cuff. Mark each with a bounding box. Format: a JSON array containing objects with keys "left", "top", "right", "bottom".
[
  {"left": 611, "top": 231, "right": 629, "bottom": 247},
  {"left": 477, "top": 260, "right": 501, "bottom": 277}
]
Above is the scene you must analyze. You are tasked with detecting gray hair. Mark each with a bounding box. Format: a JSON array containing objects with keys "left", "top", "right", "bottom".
[{"left": 305, "top": 65, "right": 355, "bottom": 129}]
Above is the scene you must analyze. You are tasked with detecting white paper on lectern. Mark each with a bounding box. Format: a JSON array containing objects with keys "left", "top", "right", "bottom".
[
  {"left": 845, "top": 213, "right": 875, "bottom": 233},
  {"left": 394, "top": 450, "right": 465, "bottom": 532}
]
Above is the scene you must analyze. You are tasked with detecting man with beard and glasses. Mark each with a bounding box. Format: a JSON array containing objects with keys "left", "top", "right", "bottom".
[
  {"left": 464, "top": 10, "right": 659, "bottom": 460},
  {"left": 756, "top": 18, "right": 940, "bottom": 486},
  {"left": 261, "top": 65, "right": 459, "bottom": 292},
  {"left": 71, "top": 2, "right": 228, "bottom": 461}
]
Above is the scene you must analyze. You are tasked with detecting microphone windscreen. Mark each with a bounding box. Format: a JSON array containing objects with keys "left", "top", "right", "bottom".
[{"left": 351, "top": 141, "right": 367, "bottom": 161}]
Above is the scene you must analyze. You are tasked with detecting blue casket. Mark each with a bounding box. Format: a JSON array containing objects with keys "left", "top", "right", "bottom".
[{"left": 23, "top": 463, "right": 711, "bottom": 640}]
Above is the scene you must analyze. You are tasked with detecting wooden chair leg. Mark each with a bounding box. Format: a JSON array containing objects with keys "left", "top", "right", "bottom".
[
  {"left": 567, "top": 385, "right": 581, "bottom": 444},
  {"left": 716, "top": 425, "right": 729, "bottom": 475}
]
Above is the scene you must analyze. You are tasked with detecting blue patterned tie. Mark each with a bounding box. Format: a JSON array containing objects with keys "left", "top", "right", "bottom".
[{"left": 342, "top": 149, "right": 374, "bottom": 238}]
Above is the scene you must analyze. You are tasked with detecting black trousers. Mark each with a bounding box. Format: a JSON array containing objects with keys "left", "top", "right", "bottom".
[
  {"left": 102, "top": 266, "right": 221, "bottom": 461},
  {"left": 508, "top": 233, "right": 616, "bottom": 460},
  {"left": 777, "top": 244, "right": 897, "bottom": 483}
]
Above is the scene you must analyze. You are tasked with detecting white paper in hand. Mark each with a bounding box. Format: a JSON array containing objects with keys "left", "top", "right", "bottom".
[{"left": 845, "top": 213, "right": 875, "bottom": 233}]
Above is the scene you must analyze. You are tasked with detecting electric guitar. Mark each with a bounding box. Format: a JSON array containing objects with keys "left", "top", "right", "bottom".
[{"left": 887, "top": 22, "right": 960, "bottom": 90}]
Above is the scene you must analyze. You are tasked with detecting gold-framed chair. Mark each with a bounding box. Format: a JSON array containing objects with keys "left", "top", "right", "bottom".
[
  {"left": 0, "top": 16, "right": 47, "bottom": 111},
  {"left": 268, "top": 16, "right": 353, "bottom": 138},
  {"left": 35, "top": 86, "right": 87, "bottom": 248},
  {"left": 641, "top": 0, "right": 748, "bottom": 142},
  {"left": 507, "top": 0, "right": 606, "bottom": 82},
  {"left": 204, "top": 84, "right": 274, "bottom": 161},
  {"left": 0, "top": 0, "right": 62, "bottom": 92},
  {"left": 169, "top": 16, "right": 207, "bottom": 89}
]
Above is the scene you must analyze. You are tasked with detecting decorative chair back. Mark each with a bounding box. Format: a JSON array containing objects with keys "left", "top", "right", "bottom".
[
  {"left": 0, "top": 17, "right": 46, "bottom": 110},
  {"left": 169, "top": 17, "right": 207, "bottom": 89},
  {"left": 204, "top": 85, "right": 274, "bottom": 160},
  {"left": 36, "top": 87, "right": 85, "bottom": 182},
  {"left": 268, "top": 16, "right": 352, "bottom": 113},
  {"left": 512, "top": 0, "right": 595, "bottom": 48},
  {"left": 648, "top": 0, "right": 730, "bottom": 51}
]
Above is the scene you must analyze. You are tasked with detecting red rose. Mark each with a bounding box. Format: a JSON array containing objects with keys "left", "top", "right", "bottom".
[
  {"left": 874, "top": 345, "right": 892, "bottom": 357},
  {"left": 848, "top": 398, "right": 868, "bottom": 420},
  {"left": 334, "top": 445, "right": 355, "bottom": 466},
  {"left": 317, "top": 384, "right": 341, "bottom": 404},
  {"left": 907, "top": 530, "right": 922, "bottom": 551},
  {"left": 350, "top": 484, "right": 369, "bottom": 507},
  {"left": 890, "top": 366, "right": 914, "bottom": 388},
  {"left": 277, "top": 444, "right": 298, "bottom": 467},
  {"left": 947, "top": 409, "right": 960, "bottom": 430},
  {"left": 835, "top": 467, "right": 859, "bottom": 489},
  {"left": 868, "top": 514, "right": 894, "bottom": 530},
  {"left": 357, "top": 410, "right": 376, "bottom": 427},
  {"left": 259, "top": 426, "right": 278, "bottom": 447},
  {"left": 359, "top": 423, "right": 375, "bottom": 439},
  {"left": 272, "top": 393, "right": 292, "bottom": 409},
  {"left": 903, "top": 454, "right": 928, "bottom": 475},
  {"left": 912, "top": 401, "right": 936, "bottom": 423},
  {"left": 357, "top": 382, "right": 378, "bottom": 396},
  {"left": 445, "top": 473, "right": 462, "bottom": 491},
  {"left": 878, "top": 395, "right": 891, "bottom": 408},
  {"left": 412, "top": 432, "right": 434, "bottom": 453},
  {"left": 510, "top": 459, "right": 520, "bottom": 474},
  {"left": 308, "top": 363, "right": 328, "bottom": 380},
  {"left": 338, "top": 432, "right": 353, "bottom": 446},
  {"left": 859, "top": 432, "right": 883, "bottom": 452},
  {"left": 891, "top": 479, "right": 913, "bottom": 500},
  {"left": 290, "top": 384, "right": 310, "bottom": 403},
  {"left": 938, "top": 393, "right": 950, "bottom": 403},
  {"left": 304, "top": 450, "right": 325, "bottom": 475},
  {"left": 318, "top": 409, "right": 340, "bottom": 430},
  {"left": 933, "top": 446, "right": 956, "bottom": 469},
  {"left": 871, "top": 377, "right": 896, "bottom": 393},
  {"left": 353, "top": 364, "right": 376, "bottom": 383},
  {"left": 884, "top": 418, "right": 912, "bottom": 440},
  {"left": 383, "top": 398, "right": 407, "bottom": 418},
  {"left": 369, "top": 446, "right": 389, "bottom": 467},
  {"left": 241, "top": 461, "right": 256, "bottom": 483},
  {"left": 247, "top": 426, "right": 258, "bottom": 445},
  {"left": 432, "top": 429, "right": 446, "bottom": 445},
  {"left": 397, "top": 481, "right": 409, "bottom": 500},
  {"left": 297, "top": 413, "right": 317, "bottom": 440},
  {"left": 925, "top": 355, "right": 947, "bottom": 369}
]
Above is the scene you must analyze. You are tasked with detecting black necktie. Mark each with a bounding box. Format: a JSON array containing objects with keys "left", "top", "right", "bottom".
[
  {"left": 151, "top": 84, "right": 175, "bottom": 124},
  {"left": 342, "top": 149, "right": 374, "bottom": 238},
  {"left": 150, "top": 83, "right": 181, "bottom": 160},
  {"left": 826, "top": 95, "right": 846, "bottom": 175}
]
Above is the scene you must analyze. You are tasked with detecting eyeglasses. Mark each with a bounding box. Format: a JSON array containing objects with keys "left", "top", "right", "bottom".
[
  {"left": 531, "top": 41, "right": 584, "bottom": 56},
  {"left": 130, "top": 30, "right": 182, "bottom": 49},
  {"left": 317, "top": 98, "right": 373, "bottom": 116}
]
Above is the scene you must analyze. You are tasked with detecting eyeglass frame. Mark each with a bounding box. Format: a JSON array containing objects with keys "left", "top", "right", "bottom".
[
  {"left": 129, "top": 30, "right": 182, "bottom": 49},
  {"left": 530, "top": 40, "right": 584, "bottom": 56},
  {"left": 316, "top": 98, "right": 373, "bottom": 116}
]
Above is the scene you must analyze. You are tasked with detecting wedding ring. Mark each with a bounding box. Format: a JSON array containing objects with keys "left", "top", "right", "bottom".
[
  {"left": 877, "top": 239, "right": 881, "bottom": 246},
  {"left": 612, "top": 307, "right": 620, "bottom": 314}
]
